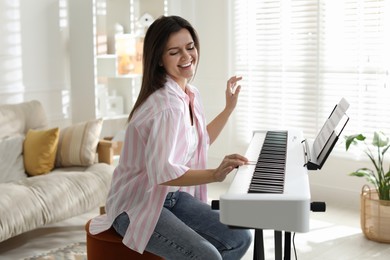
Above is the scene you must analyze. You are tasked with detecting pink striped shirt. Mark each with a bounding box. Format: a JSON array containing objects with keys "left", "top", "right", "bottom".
[{"left": 89, "top": 76, "right": 209, "bottom": 253}]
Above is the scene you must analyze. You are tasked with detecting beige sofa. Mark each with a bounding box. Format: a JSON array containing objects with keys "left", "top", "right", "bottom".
[{"left": 0, "top": 100, "right": 115, "bottom": 242}]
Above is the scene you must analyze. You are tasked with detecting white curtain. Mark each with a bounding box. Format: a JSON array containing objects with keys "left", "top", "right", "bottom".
[{"left": 232, "top": 0, "right": 390, "bottom": 154}]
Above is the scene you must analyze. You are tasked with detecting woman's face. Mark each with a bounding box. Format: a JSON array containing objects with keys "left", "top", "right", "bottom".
[{"left": 162, "top": 28, "right": 198, "bottom": 90}]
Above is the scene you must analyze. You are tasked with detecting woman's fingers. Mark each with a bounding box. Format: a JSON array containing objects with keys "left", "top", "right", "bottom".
[
  {"left": 225, "top": 153, "right": 248, "bottom": 163},
  {"left": 227, "top": 76, "right": 243, "bottom": 94},
  {"left": 213, "top": 154, "right": 248, "bottom": 182}
]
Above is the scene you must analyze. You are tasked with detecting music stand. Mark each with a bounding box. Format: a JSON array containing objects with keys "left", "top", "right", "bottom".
[{"left": 303, "top": 97, "right": 350, "bottom": 170}]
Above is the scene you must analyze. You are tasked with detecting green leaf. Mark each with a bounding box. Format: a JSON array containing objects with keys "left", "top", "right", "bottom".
[
  {"left": 349, "top": 168, "right": 373, "bottom": 177},
  {"left": 373, "top": 131, "right": 389, "bottom": 148},
  {"left": 349, "top": 171, "right": 365, "bottom": 177},
  {"left": 350, "top": 168, "right": 378, "bottom": 186},
  {"left": 382, "top": 144, "right": 390, "bottom": 156},
  {"left": 385, "top": 170, "right": 390, "bottom": 184},
  {"left": 345, "top": 134, "right": 365, "bottom": 150}
]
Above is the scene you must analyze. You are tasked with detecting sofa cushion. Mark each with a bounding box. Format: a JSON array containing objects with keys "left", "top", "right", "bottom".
[
  {"left": 0, "top": 100, "right": 47, "bottom": 139},
  {"left": 56, "top": 118, "right": 103, "bottom": 167},
  {"left": 0, "top": 182, "right": 46, "bottom": 241},
  {"left": 0, "top": 163, "right": 114, "bottom": 242},
  {"left": 24, "top": 128, "right": 60, "bottom": 176},
  {"left": 0, "top": 135, "right": 27, "bottom": 183}
]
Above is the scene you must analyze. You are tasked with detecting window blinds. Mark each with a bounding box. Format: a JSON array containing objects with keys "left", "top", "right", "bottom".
[{"left": 232, "top": 0, "right": 390, "bottom": 154}]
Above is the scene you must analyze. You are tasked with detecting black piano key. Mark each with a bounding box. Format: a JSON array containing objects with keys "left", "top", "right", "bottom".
[
  {"left": 248, "top": 131, "right": 287, "bottom": 194},
  {"left": 253, "top": 173, "right": 284, "bottom": 180},
  {"left": 256, "top": 164, "right": 285, "bottom": 169},
  {"left": 256, "top": 162, "right": 285, "bottom": 167},
  {"left": 251, "top": 179, "right": 284, "bottom": 186},
  {"left": 248, "top": 184, "right": 284, "bottom": 193},
  {"left": 258, "top": 156, "right": 285, "bottom": 161},
  {"left": 258, "top": 156, "right": 286, "bottom": 161}
]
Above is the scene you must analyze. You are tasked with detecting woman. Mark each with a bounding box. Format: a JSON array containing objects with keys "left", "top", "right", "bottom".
[{"left": 90, "top": 15, "right": 252, "bottom": 260}]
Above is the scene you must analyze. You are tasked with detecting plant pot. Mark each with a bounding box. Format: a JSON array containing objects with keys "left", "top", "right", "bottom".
[{"left": 360, "top": 185, "right": 390, "bottom": 243}]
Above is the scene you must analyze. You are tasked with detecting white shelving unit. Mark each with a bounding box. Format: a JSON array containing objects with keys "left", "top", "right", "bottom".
[
  {"left": 96, "top": 54, "right": 142, "bottom": 117},
  {"left": 94, "top": 0, "right": 167, "bottom": 118},
  {"left": 68, "top": 0, "right": 166, "bottom": 137}
]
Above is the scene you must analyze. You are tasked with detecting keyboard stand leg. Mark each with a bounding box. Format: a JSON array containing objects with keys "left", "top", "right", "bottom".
[
  {"left": 274, "top": 231, "right": 282, "bottom": 260},
  {"left": 284, "top": 232, "right": 291, "bottom": 260},
  {"left": 253, "top": 229, "right": 265, "bottom": 260},
  {"left": 275, "top": 231, "right": 291, "bottom": 260}
]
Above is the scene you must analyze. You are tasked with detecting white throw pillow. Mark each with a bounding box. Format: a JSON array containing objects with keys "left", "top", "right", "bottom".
[
  {"left": 0, "top": 135, "right": 27, "bottom": 183},
  {"left": 55, "top": 118, "right": 103, "bottom": 167}
]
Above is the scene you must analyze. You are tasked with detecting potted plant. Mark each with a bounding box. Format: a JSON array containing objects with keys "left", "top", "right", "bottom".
[{"left": 345, "top": 131, "right": 390, "bottom": 243}]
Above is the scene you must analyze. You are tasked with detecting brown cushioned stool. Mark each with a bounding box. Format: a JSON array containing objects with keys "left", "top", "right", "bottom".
[{"left": 85, "top": 219, "right": 164, "bottom": 260}]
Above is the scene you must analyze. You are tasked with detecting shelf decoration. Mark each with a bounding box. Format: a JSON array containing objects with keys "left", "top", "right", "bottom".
[
  {"left": 114, "top": 13, "right": 154, "bottom": 76},
  {"left": 115, "top": 33, "right": 143, "bottom": 75}
]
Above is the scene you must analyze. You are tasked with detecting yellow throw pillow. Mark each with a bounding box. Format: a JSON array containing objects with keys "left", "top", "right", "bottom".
[
  {"left": 55, "top": 118, "right": 103, "bottom": 167},
  {"left": 23, "top": 128, "right": 59, "bottom": 176}
]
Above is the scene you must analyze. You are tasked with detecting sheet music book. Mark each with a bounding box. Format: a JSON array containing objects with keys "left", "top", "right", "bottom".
[{"left": 304, "top": 98, "right": 350, "bottom": 170}]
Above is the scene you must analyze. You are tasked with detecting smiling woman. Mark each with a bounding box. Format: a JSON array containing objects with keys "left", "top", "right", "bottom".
[
  {"left": 161, "top": 28, "right": 198, "bottom": 90},
  {"left": 88, "top": 15, "right": 252, "bottom": 260}
]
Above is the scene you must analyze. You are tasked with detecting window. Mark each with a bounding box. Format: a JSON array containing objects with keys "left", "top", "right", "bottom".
[{"left": 232, "top": 0, "right": 390, "bottom": 154}]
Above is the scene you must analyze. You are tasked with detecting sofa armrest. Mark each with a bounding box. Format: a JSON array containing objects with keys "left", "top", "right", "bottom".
[{"left": 97, "top": 140, "right": 114, "bottom": 165}]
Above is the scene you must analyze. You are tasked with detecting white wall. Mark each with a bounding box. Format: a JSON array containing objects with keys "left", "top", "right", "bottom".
[
  {"left": 68, "top": 0, "right": 97, "bottom": 123},
  {"left": 0, "top": 0, "right": 72, "bottom": 128},
  {"left": 0, "top": 0, "right": 368, "bottom": 209}
]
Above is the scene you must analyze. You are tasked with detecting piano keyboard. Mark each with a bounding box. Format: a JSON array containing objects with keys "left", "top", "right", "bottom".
[
  {"left": 249, "top": 131, "right": 288, "bottom": 194},
  {"left": 219, "top": 129, "right": 310, "bottom": 232}
]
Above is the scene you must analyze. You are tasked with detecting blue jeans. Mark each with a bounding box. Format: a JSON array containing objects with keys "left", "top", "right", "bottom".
[{"left": 113, "top": 191, "right": 252, "bottom": 260}]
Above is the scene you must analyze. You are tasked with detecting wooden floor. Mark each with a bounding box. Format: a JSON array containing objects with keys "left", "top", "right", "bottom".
[{"left": 1, "top": 182, "right": 389, "bottom": 260}]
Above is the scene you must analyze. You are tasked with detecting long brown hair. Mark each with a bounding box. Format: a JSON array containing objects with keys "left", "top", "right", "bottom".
[{"left": 127, "top": 16, "right": 200, "bottom": 122}]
